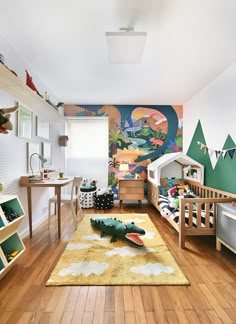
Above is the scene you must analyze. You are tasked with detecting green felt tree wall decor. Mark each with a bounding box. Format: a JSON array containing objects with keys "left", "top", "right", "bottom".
[{"left": 187, "top": 120, "right": 236, "bottom": 194}]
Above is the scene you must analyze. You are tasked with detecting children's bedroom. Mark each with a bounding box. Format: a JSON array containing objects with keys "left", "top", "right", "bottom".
[{"left": 0, "top": 1, "right": 235, "bottom": 323}]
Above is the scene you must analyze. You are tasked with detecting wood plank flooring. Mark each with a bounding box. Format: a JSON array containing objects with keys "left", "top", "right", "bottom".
[{"left": 0, "top": 203, "right": 235, "bottom": 323}]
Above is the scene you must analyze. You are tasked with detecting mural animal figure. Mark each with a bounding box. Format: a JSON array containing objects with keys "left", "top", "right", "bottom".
[
  {"left": 98, "top": 105, "right": 121, "bottom": 131},
  {"left": 114, "top": 105, "right": 179, "bottom": 162},
  {"left": 125, "top": 126, "right": 141, "bottom": 137},
  {"left": 0, "top": 102, "right": 19, "bottom": 134},
  {"left": 90, "top": 217, "right": 145, "bottom": 248}
]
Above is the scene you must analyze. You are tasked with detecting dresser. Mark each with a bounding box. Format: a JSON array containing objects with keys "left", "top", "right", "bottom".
[
  {"left": 216, "top": 203, "right": 236, "bottom": 254},
  {"left": 119, "top": 179, "right": 144, "bottom": 207}
]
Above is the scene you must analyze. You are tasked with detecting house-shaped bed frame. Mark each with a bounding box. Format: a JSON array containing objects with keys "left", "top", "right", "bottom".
[
  {"left": 147, "top": 152, "right": 204, "bottom": 186},
  {"left": 147, "top": 152, "right": 236, "bottom": 248}
]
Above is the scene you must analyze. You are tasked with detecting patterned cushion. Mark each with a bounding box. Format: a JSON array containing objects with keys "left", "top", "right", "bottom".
[
  {"left": 158, "top": 186, "right": 169, "bottom": 196},
  {"left": 160, "top": 177, "right": 185, "bottom": 188}
]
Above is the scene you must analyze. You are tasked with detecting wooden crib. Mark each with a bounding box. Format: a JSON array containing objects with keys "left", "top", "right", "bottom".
[{"left": 148, "top": 179, "right": 236, "bottom": 248}]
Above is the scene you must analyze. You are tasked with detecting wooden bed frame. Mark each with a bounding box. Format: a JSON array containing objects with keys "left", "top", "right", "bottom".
[{"left": 148, "top": 179, "right": 236, "bottom": 248}]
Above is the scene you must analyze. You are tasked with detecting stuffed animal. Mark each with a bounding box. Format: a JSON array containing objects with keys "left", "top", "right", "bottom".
[
  {"left": 0, "top": 102, "right": 19, "bottom": 134},
  {"left": 97, "top": 187, "right": 112, "bottom": 196},
  {"left": 0, "top": 53, "right": 17, "bottom": 76},
  {"left": 89, "top": 178, "right": 97, "bottom": 187},
  {"left": 81, "top": 178, "right": 97, "bottom": 189},
  {"left": 168, "top": 186, "right": 178, "bottom": 199},
  {"left": 169, "top": 198, "right": 180, "bottom": 210},
  {"left": 160, "top": 204, "right": 177, "bottom": 218}
]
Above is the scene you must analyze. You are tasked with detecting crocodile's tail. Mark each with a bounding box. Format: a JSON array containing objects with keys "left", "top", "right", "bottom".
[{"left": 90, "top": 218, "right": 104, "bottom": 226}]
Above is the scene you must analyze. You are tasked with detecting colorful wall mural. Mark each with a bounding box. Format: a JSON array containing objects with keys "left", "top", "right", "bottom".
[
  {"left": 64, "top": 104, "right": 183, "bottom": 197},
  {"left": 187, "top": 120, "right": 236, "bottom": 194}
]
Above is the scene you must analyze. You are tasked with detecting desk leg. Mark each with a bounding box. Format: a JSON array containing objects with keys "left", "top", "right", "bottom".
[
  {"left": 56, "top": 187, "right": 62, "bottom": 239},
  {"left": 75, "top": 187, "right": 78, "bottom": 215},
  {"left": 27, "top": 187, "right": 33, "bottom": 238}
]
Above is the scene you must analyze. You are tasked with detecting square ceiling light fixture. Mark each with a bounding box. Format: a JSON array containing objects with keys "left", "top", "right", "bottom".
[{"left": 105, "top": 28, "right": 147, "bottom": 64}]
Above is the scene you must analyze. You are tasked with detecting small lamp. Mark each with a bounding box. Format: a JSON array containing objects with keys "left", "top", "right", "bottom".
[
  {"left": 30, "top": 153, "right": 47, "bottom": 177},
  {"left": 119, "top": 162, "right": 129, "bottom": 176}
]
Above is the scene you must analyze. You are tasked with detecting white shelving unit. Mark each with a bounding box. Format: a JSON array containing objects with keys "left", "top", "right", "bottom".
[
  {"left": 0, "top": 64, "right": 65, "bottom": 123},
  {"left": 0, "top": 195, "right": 25, "bottom": 280}
]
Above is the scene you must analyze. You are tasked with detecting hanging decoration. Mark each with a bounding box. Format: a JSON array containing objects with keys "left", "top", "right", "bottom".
[{"left": 197, "top": 141, "right": 236, "bottom": 159}]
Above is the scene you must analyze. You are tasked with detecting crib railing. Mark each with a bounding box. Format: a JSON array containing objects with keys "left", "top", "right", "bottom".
[{"left": 178, "top": 182, "right": 236, "bottom": 248}]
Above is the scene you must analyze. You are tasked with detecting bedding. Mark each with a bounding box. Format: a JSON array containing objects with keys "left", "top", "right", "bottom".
[
  {"left": 158, "top": 194, "right": 214, "bottom": 228},
  {"left": 160, "top": 177, "right": 185, "bottom": 188}
]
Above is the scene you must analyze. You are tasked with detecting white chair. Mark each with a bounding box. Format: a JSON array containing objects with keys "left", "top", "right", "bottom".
[{"left": 48, "top": 176, "right": 83, "bottom": 229}]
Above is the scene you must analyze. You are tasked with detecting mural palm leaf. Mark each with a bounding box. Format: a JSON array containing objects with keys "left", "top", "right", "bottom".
[{"left": 109, "top": 130, "right": 124, "bottom": 155}]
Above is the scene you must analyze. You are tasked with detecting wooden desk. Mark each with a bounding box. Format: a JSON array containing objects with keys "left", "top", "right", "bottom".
[{"left": 20, "top": 176, "right": 74, "bottom": 239}]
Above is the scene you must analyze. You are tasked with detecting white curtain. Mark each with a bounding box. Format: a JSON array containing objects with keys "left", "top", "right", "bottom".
[{"left": 66, "top": 118, "right": 109, "bottom": 188}]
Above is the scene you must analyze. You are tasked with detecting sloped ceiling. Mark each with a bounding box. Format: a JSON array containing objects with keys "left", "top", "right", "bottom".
[{"left": 0, "top": 0, "right": 235, "bottom": 104}]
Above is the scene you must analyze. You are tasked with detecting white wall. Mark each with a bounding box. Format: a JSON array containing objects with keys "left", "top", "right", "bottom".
[
  {"left": 183, "top": 63, "right": 236, "bottom": 167},
  {"left": 0, "top": 35, "right": 66, "bottom": 237}
]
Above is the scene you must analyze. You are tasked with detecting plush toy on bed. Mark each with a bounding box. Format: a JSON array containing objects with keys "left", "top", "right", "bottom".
[
  {"left": 160, "top": 185, "right": 196, "bottom": 218},
  {"left": 160, "top": 198, "right": 179, "bottom": 218},
  {"left": 178, "top": 185, "right": 195, "bottom": 197},
  {"left": 168, "top": 186, "right": 178, "bottom": 199}
]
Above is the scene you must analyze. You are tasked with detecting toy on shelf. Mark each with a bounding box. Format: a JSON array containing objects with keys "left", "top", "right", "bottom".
[
  {"left": 25, "top": 69, "right": 43, "bottom": 98},
  {"left": 0, "top": 53, "right": 17, "bottom": 76},
  {"left": 0, "top": 102, "right": 19, "bottom": 134}
]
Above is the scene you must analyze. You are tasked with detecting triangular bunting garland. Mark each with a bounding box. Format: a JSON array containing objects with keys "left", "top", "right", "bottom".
[
  {"left": 197, "top": 141, "right": 236, "bottom": 160},
  {"left": 222, "top": 150, "right": 228, "bottom": 159},
  {"left": 228, "top": 149, "right": 236, "bottom": 159},
  {"left": 200, "top": 143, "right": 205, "bottom": 150},
  {"left": 204, "top": 147, "right": 208, "bottom": 154},
  {"left": 208, "top": 149, "right": 214, "bottom": 157},
  {"left": 215, "top": 150, "right": 221, "bottom": 159}
]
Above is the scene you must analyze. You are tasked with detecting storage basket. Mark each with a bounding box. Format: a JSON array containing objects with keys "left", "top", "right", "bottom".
[
  {"left": 94, "top": 191, "right": 114, "bottom": 210},
  {"left": 80, "top": 187, "right": 97, "bottom": 208}
]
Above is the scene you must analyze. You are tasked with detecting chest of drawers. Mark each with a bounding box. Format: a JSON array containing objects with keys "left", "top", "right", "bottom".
[{"left": 119, "top": 179, "right": 144, "bottom": 207}]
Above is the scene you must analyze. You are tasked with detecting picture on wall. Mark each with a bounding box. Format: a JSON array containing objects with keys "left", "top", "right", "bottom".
[
  {"left": 36, "top": 116, "right": 50, "bottom": 139},
  {"left": 42, "top": 142, "right": 51, "bottom": 167},
  {"left": 17, "top": 105, "right": 33, "bottom": 139}
]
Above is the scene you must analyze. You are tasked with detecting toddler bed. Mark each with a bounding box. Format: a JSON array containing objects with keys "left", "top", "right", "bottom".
[{"left": 147, "top": 153, "right": 236, "bottom": 248}]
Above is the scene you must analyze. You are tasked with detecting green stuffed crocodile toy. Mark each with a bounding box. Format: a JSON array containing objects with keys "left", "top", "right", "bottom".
[{"left": 90, "top": 217, "right": 145, "bottom": 248}]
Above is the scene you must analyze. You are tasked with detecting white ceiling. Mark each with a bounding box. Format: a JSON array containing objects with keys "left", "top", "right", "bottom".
[{"left": 0, "top": 0, "right": 235, "bottom": 105}]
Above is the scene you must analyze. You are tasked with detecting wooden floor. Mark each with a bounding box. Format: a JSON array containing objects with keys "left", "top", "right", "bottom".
[{"left": 0, "top": 203, "right": 236, "bottom": 324}]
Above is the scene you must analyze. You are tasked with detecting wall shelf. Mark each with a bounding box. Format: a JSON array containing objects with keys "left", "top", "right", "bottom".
[
  {"left": 0, "top": 195, "right": 26, "bottom": 280},
  {"left": 0, "top": 64, "right": 65, "bottom": 123}
]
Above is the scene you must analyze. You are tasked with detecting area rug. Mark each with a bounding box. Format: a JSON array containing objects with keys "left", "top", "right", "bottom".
[{"left": 46, "top": 214, "right": 189, "bottom": 286}]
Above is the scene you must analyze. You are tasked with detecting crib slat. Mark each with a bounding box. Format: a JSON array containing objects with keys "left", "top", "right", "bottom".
[
  {"left": 197, "top": 203, "right": 202, "bottom": 228},
  {"left": 188, "top": 202, "right": 193, "bottom": 228},
  {"left": 213, "top": 203, "right": 216, "bottom": 229},
  {"left": 205, "top": 202, "right": 210, "bottom": 228}
]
